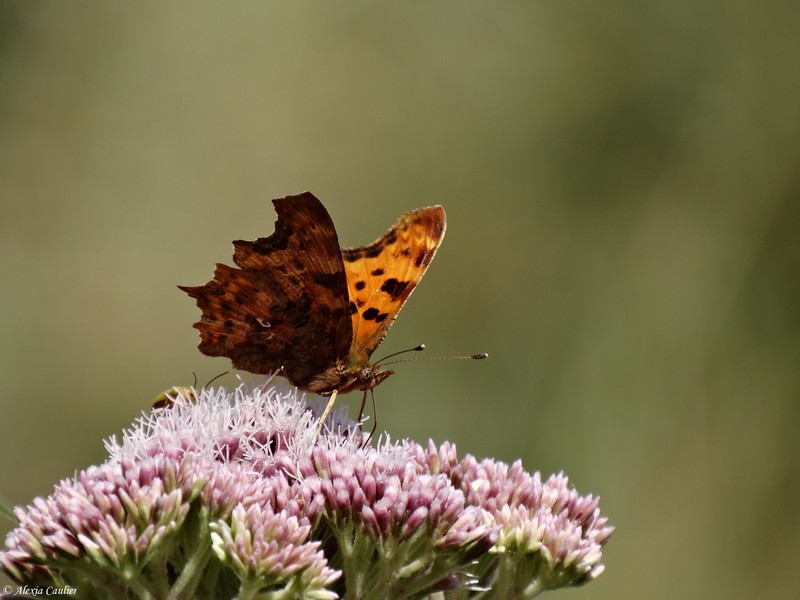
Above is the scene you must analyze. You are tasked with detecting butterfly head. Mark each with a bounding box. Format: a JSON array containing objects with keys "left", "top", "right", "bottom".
[
  {"left": 336, "top": 362, "right": 395, "bottom": 394},
  {"left": 327, "top": 343, "right": 432, "bottom": 394},
  {"left": 301, "top": 359, "right": 394, "bottom": 396}
]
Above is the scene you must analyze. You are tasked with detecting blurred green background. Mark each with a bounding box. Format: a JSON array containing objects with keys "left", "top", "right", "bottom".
[{"left": 2, "top": 2, "right": 799, "bottom": 598}]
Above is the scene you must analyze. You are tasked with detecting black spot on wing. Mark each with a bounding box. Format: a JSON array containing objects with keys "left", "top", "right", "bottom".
[
  {"left": 375, "top": 312, "right": 388, "bottom": 323},
  {"left": 380, "top": 278, "right": 410, "bottom": 300},
  {"left": 342, "top": 248, "right": 361, "bottom": 262},
  {"left": 235, "top": 289, "right": 254, "bottom": 305},
  {"left": 354, "top": 280, "right": 366, "bottom": 291},
  {"left": 313, "top": 272, "right": 343, "bottom": 290},
  {"left": 371, "top": 268, "right": 384, "bottom": 276},
  {"left": 252, "top": 222, "right": 292, "bottom": 253},
  {"left": 318, "top": 304, "right": 331, "bottom": 318},
  {"left": 363, "top": 307, "right": 380, "bottom": 320}
]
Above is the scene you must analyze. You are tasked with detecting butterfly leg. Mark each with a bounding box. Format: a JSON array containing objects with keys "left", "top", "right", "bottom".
[
  {"left": 315, "top": 389, "right": 339, "bottom": 440},
  {"left": 357, "top": 390, "right": 368, "bottom": 423},
  {"left": 257, "top": 366, "right": 284, "bottom": 394},
  {"left": 361, "top": 390, "right": 378, "bottom": 448}
]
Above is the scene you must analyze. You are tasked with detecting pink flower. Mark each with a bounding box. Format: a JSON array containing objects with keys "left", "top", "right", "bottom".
[{"left": 2, "top": 383, "right": 613, "bottom": 598}]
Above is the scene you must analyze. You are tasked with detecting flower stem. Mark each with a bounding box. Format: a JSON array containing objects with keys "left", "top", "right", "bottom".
[{"left": 168, "top": 509, "right": 214, "bottom": 599}]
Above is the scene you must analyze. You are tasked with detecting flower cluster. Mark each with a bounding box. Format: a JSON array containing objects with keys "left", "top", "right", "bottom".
[{"left": 1, "top": 384, "right": 613, "bottom": 599}]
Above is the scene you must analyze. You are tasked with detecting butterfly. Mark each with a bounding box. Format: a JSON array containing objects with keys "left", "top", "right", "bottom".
[{"left": 180, "top": 191, "right": 447, "bottom": 431}]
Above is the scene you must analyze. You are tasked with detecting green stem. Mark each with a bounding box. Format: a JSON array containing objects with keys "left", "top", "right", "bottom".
[
  {"left": 235, "top": 578, "right": 261, "bottom": 600},
  {"left": 522, "top": 577, "right": 546, "bottom": 598},
  {"left": 334, "top": 520, "right": 379, "bottom": 600},
  {"left": 124, "top": 573, "right": 156, "bottom": 600},
  {"left": 168, "top": 512, "right": 214, "bottom": 600},
  {"left": 486, "top": 554, "right": 516, "bottom": 599}
]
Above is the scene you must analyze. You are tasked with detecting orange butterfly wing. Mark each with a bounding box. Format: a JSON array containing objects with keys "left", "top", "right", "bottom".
[{"left": 341, "top": 205, "right": 446, "bottom": 363}]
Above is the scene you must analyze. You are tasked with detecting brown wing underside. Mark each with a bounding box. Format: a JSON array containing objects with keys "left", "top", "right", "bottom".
[
  {"left": 341, "top": 205, "right": 446, "bottom": 362},
  {"left": 179, "top": 192, "right": 352, "bottom": 387}
]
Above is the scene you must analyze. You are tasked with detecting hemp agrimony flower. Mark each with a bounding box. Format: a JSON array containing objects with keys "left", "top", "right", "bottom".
[{"left": 1, "top": 384, "right": 613, "bottom": 598}]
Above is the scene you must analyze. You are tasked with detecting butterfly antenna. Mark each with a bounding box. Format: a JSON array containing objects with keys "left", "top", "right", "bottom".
[
  {"left": 379, "top": 350, "right": 488, "bottom": 367},
  {"left": 374, "top": 344, "right": 427, "bottom": 365}
]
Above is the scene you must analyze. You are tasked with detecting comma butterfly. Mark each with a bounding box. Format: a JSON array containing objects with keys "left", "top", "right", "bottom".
[{"left": 180, "top": 192, "right": 449, "bottom": 429}]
